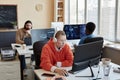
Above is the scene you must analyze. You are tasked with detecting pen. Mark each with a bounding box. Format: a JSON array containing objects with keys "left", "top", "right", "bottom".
[
  {"left": 75, "top": 76, "right": 101, "bottom": 80},
  {"left": 118, "top": 67, "right": 120, "bottom": 70},
  {"left": 75, "top": 76, "right": 92, "bottom": 77},
  {"left": 92, "top": 78, "right": 101, "bottom": 80}
]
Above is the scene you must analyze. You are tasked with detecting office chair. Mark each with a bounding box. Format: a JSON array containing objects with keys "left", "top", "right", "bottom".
[
  {"left": 83, "top": 37, "right": 103, "bottom": 44},
  {"left": 83, "top": 37, "right": 104, "bottom": 59},
  {"left": 33, "top": 39, "right": 48, "bottom": 69}
]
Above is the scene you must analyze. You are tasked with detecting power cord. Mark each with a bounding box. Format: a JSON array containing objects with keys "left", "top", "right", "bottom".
[{"left": 96, "top": 65, "right": 100, "bottom": 78}]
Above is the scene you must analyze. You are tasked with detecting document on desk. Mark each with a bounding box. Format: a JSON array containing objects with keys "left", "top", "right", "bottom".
[
  {"left": 61, "top": 67, "right": 93, "bottom": 80},
  {"left": 73, "top": 68, "right": 92, "bottom": 76},
  {"left": 66, "top": 68, "right": 97, "bottom": 80}
]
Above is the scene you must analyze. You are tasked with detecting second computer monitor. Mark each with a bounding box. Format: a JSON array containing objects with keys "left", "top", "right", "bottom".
[
  {"left": 31, "top": 28, "right": 55, "bottom": 44},
  {"left": 70, "top": 40, "right": 103, "bottom": 73},
  {"left": 63, "top": 24, "right": 86, "bottom": 40}
]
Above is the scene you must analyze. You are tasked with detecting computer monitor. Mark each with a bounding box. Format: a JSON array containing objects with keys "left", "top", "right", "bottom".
[
  {"left": 31, "top": 28, "right": 55, "bottom": 44},
  {"left": 51, "top": 22, "right": 64, "bottom": 32},
  {"left": 63, "top": 24, "right": 86, "bottom": 40},
  {"left": 0, "top": 31, "right": 16, "bottom": 49},
  {"left": 70, "top": 40, "right": 103, "bottom": 74},
  {"left": 24, "top": 37, "right": 32, "bottom": 45}
]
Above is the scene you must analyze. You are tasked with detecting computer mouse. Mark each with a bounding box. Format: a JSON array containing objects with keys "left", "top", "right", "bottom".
[
  {"left": 65, "top": 73, "right": 69, "bottom": 77},
  {"left": 29, "top": 48, "right": 33, "bottom": 50}
]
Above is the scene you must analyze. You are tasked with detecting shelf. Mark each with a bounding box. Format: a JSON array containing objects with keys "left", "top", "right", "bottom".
[
  {"left": 57, "top": 17, "right": 63, "bottom": 22},
  {"left": 58, "top": 2, "right": 63, "bottom": 8},
  {"left": 57, "top": 8, "right": 63, "bottom": 10},
  {"left": 58, "top": 0, "right": 63, "bottom": 2},
  {"left": 57, "top": 15, "right": 63, "bottom": 17},
  {"left": 54, "top": 0, "right": 64, "bottom": 22}
]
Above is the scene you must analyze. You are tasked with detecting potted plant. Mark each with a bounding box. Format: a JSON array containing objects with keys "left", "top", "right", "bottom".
[{"left": 11, "top": 21, "right": 17, "bottom": 29}]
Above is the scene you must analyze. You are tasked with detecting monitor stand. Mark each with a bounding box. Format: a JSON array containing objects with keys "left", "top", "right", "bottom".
[
  {"left": 72, "top": 64, "right": 101, "bottom": 80},
  {"left": 69, "top": 64, "right": 94, "bottom": 77}
]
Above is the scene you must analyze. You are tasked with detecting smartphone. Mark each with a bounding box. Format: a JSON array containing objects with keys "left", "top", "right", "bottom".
[
  {"left": 15, "top": 45, "right": 20, "bottom": 47},
  {"left": 55, "top": 77, "right": 63, "bottom": 80},
  {"left": 41, "top": 73, "right": 55, "bottom": 77},
  {"left": 68, "top": 70, "right": 78, "bottom": 74}
]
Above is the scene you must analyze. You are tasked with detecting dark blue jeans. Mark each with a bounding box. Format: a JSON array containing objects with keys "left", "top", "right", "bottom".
[
  {"left": 31, "top": 54, "right": 35, "bottom": 62},
  {"left": 21, "top": 55, "right": 26, "bottom": 70},
  {"left": 20, "top": 54, "right": 35, "bottom": 70}
]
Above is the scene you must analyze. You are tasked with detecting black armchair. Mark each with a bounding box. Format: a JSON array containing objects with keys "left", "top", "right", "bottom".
[
  {"left": 83, "top": 37, "right": 104, "bottom": 44},
  {"left": 33, "top": 39, "right": 48, "bottom": 69},
  {"left": 83, "top": 37, "right": 104, "bottom": 59}
]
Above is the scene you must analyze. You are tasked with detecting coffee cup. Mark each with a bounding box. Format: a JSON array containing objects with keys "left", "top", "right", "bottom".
[
  {"left": 22, "top": 44, "right": 26, "bottom": 49},
  {"left": 102, "top": 58, "right": 111, "bottom": 65}
]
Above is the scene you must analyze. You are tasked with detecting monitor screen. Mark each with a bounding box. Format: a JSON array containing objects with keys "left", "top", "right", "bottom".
[
  {"left": 51, "top": 22, "right": 64, "bottom": 32},
  {"left": 31, "top": 28, "right": 55, "bottom": 44},
  {"left": 0, "top": 31, "right": 16, "bottom": 49},
  {"left": 24, "top": 37, "right": 32, "bottom": 45},
  {"left": 70, "top": 40, "right": 103, "bottom": 73},
  {"left": 63, "top": 24, "right": 86, "bottom": 40}
]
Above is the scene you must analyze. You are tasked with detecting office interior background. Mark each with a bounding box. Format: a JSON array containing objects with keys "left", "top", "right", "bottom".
[
  {"left": 0, "top": 0, "right": 120, "bottom": 80},
  {"left": 0, "top": 0, "right": 120, "bottom": 43},
  {"left": 64, "top": 0, "right": 120, "bottom": 43},
  {"left": 0, "top": 0, "right": 120, "bottom": 56}
]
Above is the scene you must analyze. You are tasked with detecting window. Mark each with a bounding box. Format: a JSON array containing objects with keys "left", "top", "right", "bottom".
[
  {"left": 78, "top": 0, "right": 85, "bottom": 24},
  {"left": 86, "top": 0, "right": 98, "bottom": 35},
  {"left": 65, "top": 0, "right": 120, "bottom": 42},
  {"left": 117, "top": 0, "right": 120, "bottom": 41},
  {"left": 69, "top": 0, "right": 77, "bottom": 24},
  {"left": 69, "top": 0, "right": 85, "bottom": 24},
  {"left": 100, "top": 0, "right": 116, "bottom": 41}
]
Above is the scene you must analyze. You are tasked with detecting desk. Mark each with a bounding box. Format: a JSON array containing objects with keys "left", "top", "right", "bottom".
[
  {"left": 11, "top": 43, "right": 33, "bottom": 80},
  {"left": 34, "top": 62, "right": 120, "bottom": 80},
  {"left": 11, "top": 43, "right": 33, "bottom": 56}
]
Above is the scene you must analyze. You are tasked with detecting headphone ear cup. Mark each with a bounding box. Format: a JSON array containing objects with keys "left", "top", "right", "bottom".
[{"left": 53, "top": 37, "right": 57, "bottom": 42}]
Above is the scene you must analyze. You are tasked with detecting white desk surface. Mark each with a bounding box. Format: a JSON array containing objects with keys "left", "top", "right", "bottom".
[
  {"left": 11, "top": 43, "right": 33, "bottom": 56},
  {"left": 34, "top": 62, "right": 120, "bottom": 80}
]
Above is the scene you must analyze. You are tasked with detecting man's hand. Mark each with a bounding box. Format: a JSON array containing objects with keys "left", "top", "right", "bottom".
[
  {"left": 26, "top": 30, "right": 31, "bottom": 34},
  {"left": 54, "top": 68, "right": 68, "bottom": 76},
  {"left": 73, "top": 44, "right": 77, "bottom": 48}
]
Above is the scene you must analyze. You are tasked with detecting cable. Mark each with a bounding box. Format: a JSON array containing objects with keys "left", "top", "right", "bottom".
[
  {"left": 96, "top": 65, "right": 100, "bottom": 79},
  {"left": 92, "top": 65, "right": 101, "bottom": 80}
]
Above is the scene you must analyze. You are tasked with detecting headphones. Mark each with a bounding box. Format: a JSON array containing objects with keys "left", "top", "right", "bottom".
[
  {"left": 53, "top": 37, "right": 57, "bottom": 42},
  {"left": 53, "top": 32, "right": 57, "bottom": 42}
]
